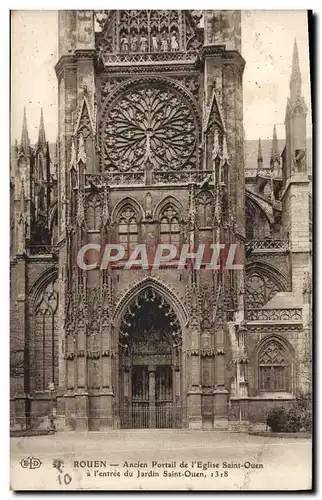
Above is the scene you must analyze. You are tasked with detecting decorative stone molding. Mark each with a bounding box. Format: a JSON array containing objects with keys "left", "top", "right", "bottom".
[
  {"left": 113, "top": 275, "right": 188, "bottom": 327},
  {"left": 246, "top": 308, "right": 302, "bottom": 322}
]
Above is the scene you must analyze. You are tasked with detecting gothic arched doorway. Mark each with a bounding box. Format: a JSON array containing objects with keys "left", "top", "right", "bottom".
[{"left": 118, "top": 287, "right": 183, "bottom": 429}]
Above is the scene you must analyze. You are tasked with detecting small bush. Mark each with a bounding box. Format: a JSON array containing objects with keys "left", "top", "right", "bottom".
[
  {"left": 302, "top": 410, "right": 312, "bottom": 432},
  {"left": 266, "top": 407, "right": 287, "bottom": 432},
  {"left": 296, "top": 393, "right": 312, "bottom": 432},
  {"left": 282, "top": 407, "right": 302, "bottom": 432},
  {"left": 266, "top": 400, "right": 311, "bottom": 433}
]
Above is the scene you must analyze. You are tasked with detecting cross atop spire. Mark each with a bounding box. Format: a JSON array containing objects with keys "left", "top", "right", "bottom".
[
  {"left": 37, "top": 108, "right": 47, "bottom": 149},
  {"left": 270, "top": 125, "right": 280, "bottom": 168},
  {"left": 290, "top": 38, "right": 302, "bottom": 102},
  {"left": 19, "top": 107, "right": 30, "bottom": 156}
]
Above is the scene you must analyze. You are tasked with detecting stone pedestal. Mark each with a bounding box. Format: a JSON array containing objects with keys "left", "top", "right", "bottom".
[
  {"left": 228, "top": 397, "right": 250, "bottom": 431},
  {"left": 100, "top": 391, "right": 114, "bottom": 429},
  {"left": 75, "top": 392, "right": 89, "bottom": 430},
  {"left": 213, "top": 389, "right": 229, "bottom": 429},
  {"left": 187, "top": 390, "right": 202, "bottom": 429},
  {"left": 11, "top": 394, "right": 29, "bottom": 430},
  {"left": 55, "top": 394, "right": 66, "bottom": 431}
]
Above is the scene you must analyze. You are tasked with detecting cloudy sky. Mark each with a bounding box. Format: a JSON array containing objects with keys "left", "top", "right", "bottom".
[{"left": 11, "top": 10, "right": 312, "bottom": 145}]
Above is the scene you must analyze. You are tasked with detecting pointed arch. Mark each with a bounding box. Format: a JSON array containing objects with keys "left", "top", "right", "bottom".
[
  {"left": 152, "top": 195, "right": 184, "bottom": 221},
  {"left": 153, "top": 196, "right": 183, "bottom": 246},
  {"left": 111, "top": 196, "right": 144, "bottom": 222},
  {"left": 196, "top": 190, "right": 213, "bottom": 227},
  {"left": 113, "top": 276, "right": 188, "bottom": 330},
  {"left": 255, "top": 334, "right": 294, "bottom": 392},
  {"left": 112, "top": 197, "right": 143, "bottom": 256},
  {"left": 246, "top": 261, "right": 289, "bottom": 291},
  {"left": 245, "top": 261, "right": 289, "bottom": 309},
  {"left": 28, "top": 266, "right": 59, "bottom": 392},
  {"left": 87, "top": 192, "right": 102, "bottom": 230},
  {"left": 205, "top": 90, "right": 226, "bottom": 133},
  {"left": 28, "top": 266, "right": 58, "bottom": 311},
  {"left": 74, "top": 95, "right": 95, "bottom": 137}
]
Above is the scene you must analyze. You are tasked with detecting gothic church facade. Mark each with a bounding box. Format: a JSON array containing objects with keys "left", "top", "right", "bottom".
[{"left": 10, "top": 10, "right": 312, "bottom": 431}]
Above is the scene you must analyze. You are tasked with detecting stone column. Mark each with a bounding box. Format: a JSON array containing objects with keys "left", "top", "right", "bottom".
[
  {"left": 187, "top": 350, "right": 202, "bottom": 430},
  {"left": 213, "top": 326, "right": 229, "bottom": 429},
  {"left": 100, "top": 319, "right": 115, "bottom": 429},
  {"left": 11, "top": 256, "right": 28, "bottom": 430}
]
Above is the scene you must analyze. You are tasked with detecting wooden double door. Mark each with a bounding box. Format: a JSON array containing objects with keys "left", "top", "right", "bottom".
[{"left": 131, "top": 364, "right": 174, "bottom": 429}]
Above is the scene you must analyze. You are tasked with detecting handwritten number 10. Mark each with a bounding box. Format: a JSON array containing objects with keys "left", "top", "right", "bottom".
[{"left": 57, "top": 474, "right": 72, "bottom": 485}]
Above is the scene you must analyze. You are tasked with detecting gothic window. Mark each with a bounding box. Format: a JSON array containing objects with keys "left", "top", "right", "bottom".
[
  {"left": 117, "top": 205, "right": 139, "bottom": 257},
  {"left": 87, "top": 195, "right": 101, "bottom": 230},
  {"left": 102, "top": 84, "right": 196, "bottom": 173},
  {"left": 33, "top": 279, "right": 58, "bottom": 392},
  {"left": 159, "top": 205, "right": 181, "bottom": 246},
  {"left": 196, "top": 191, "right": 213, "bottom": 227},
  {"left": 258, "top": 340, "right": 290, "bottom": 391},
  {"left": 246, "top": 272, "right": 281, "bottom": 308}
]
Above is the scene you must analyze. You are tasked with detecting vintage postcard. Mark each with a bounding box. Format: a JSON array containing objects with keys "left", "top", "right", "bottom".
[{"left": 10, "top": 9, "right": 312, "bottom": 491}]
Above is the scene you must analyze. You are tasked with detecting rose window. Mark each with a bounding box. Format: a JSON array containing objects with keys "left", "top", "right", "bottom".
[{"left": 102, "top": 85, "right": 196, "bottom": 172}]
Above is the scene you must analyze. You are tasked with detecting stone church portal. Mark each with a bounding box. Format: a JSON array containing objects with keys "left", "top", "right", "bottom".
[{"left": 10, "top": 10, "right": 311, "bottom": 432}]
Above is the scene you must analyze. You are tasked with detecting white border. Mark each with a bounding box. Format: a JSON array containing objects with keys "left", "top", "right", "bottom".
[{"left": 1, "top": 3, "right": 319, "bottom": 499}]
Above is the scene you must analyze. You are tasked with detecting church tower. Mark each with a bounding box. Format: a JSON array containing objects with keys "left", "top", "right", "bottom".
[
  {"left": 53, "top": 9, "right": 245, "bottom": 431},
  {"left": 282, "top": 39, "right": 310, "bottom": 295}
]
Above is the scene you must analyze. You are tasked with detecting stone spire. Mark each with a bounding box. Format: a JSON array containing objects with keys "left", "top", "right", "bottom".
[
  {"left": 37, "top": 108, "right": 47, "bottom": 149},
  {"left": 257, "top": 137, "right": 263, "bottom": 171},
  {"left": 290, "top": 38, "right": 302, "bottom": 102},
  {"left": 19, "top": 107, "right": 30, "bottom": 156},
  {"left": 270, "top": 125, "right": 280, "bottom": 168}
]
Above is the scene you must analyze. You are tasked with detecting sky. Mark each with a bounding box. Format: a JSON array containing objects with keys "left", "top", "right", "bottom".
[{"left": 11, "top": 10, "right": 312, "bottom": 145}]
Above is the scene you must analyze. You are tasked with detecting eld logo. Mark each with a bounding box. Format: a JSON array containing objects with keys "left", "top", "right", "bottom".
[{"left": 20, "top": 457, "right": 42, "bottom": 469}]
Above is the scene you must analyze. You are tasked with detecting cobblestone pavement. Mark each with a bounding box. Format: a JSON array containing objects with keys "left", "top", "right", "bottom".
[{"left": 10, "top": 430, "right": 312, "bottom": 491}]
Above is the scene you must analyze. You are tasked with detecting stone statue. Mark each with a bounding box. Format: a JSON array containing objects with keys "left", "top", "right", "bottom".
[
  {"left": 130, "top": 35, "right": 138, "bottom": 52},
  {"left": 120, "top": 36, "right": 129, "bottom": 52},
  {"left": 151, "top": 35, "right": 159, "bottom": 52},
  {"left": 161, "top": 36, "right": 168, "bottom": 53},
  {"left": 140, "top": 36, "right": 148, "bottom": 52},
  {"left": 170, "top": 33, "right": 178, "bottom": 51}
]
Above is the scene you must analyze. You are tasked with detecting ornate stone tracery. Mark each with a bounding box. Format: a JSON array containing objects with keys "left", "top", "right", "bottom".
[
  {"left": 196, "top": 190, "right": 213, "bottom": 227},
  {"left": 32, "top": 279, "right": 59, "bottom": 391},
  {"left": 119, "top": 286, "right": 182, "bottom": 353},
  {"left": 246, "top": 272, "right": 281, "bottom": 308},
  {"left": 258, "top": 339, "right": 290, "bottom": 391},
  {"left": 101, "top": 84, "right": 197, "bottom": 173},
  {"left": 95, "top": 10, "right": 203, "bottom": 58}
]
